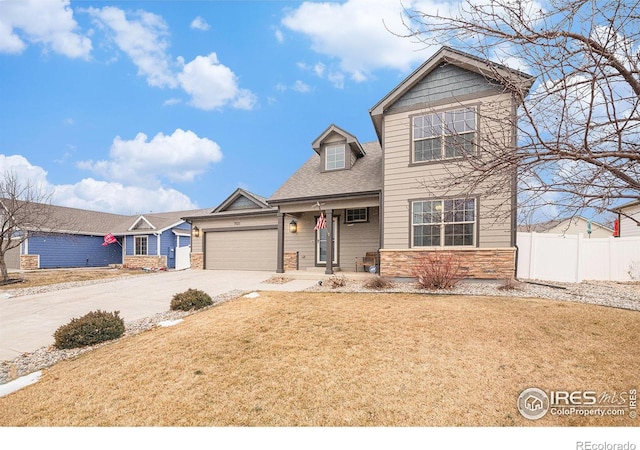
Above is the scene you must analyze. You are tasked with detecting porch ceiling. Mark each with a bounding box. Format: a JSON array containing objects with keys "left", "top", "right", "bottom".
[{"left": 276, "top": 194, "right": 380, "bottom": 214}]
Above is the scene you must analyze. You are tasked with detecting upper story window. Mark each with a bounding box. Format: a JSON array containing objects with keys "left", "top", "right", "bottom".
[
  {"left": 412, "top": 198, "right": 476, "bottom": 247},
  {"left": 325, "top": 144, "right": 346, "bottom": 171},
  {"left": 412, "top": 107, "right": 476, "bottom": 163},
  {"left": 134, "top": 235, "right": 148, "bottom": 256}
]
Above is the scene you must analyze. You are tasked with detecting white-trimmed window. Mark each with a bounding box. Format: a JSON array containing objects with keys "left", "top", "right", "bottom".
[
  {"left": 412, "top": 198, "right": 476, "bottom": 247},
  {"left": 134, "top": 235, "right": 148, "bottom": 255},
  {"left": 325, "top": 144, "right": 346, "bottom": 170},
  {"left": 413, "top": 107, "right": 476, "bottom": 162},
  {"left": 345, "top": 208, "right": 368, "bottom": 223}
]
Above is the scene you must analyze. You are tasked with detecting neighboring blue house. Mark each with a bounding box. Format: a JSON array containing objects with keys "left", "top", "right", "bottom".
[
  {"left": 121, "top": 213, "right": 195, "bottom": 270},
  {"left": 11, "top": 203, "right": 208, "bottom": 271}
]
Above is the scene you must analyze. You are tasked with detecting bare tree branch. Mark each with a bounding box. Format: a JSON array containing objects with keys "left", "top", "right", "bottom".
[{"left": 396, "top": 0, "right": 640, "bottom": 225}]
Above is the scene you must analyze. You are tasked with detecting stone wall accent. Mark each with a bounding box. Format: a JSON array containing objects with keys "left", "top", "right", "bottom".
[
  {"left": 20, "top": 255, "right": 39, "bottom": 270},
  {"left": 380, "top": 248, "right": 516, "bottom": 279},
  {"left": 284, "top": 251, "right": 299, "bottom": 271},
  {"left": 191, "top": 252, "right": 204, "bottom": 270},
  {"left": 124, "top": 255, "right": 167, "bottom": 270}
]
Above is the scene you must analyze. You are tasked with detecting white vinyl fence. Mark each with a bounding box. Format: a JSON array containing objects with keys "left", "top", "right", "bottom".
[{"left": 517, "top": 232, "right": 640, "bottom": 283}]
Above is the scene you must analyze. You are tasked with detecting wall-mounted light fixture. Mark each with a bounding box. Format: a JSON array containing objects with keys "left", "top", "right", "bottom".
[
  {"left": 289, "top": 220, "right": 297, "bottom": 233},
  {"left": 193, "top": 226, "right": 200, "bottom": 238}
]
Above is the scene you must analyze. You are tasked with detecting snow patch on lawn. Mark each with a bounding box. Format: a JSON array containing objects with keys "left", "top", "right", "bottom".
[
  {"left": 157, "top": 319, "right": 183, "bottom": 327},
  {"left": 243, "top": 292, "right": 260, "bottom": 298},
  {"left": 0, "top": 371, "right": 41, "bottom": 397}
]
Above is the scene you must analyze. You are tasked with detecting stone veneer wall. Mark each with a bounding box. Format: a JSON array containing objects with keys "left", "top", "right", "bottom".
[
  {"left": 380, "top": 248, "right": 516, "bottom": 279},
  {"left": 284, "top": 251, "right": 299, "bottom": 271},
  {"left": 20, "top": 255, "right": 39, "bottom": 270},
  {"left": 124, "top": 255, "right": 167, "bottom": 269},
  {"left": 191, "top": 252, "right": 204, "bottom": 270}
]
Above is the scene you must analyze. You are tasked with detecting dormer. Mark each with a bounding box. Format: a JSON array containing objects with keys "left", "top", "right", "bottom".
[{"left": 311, "top": 124, "right": 365, "bottom": 172}]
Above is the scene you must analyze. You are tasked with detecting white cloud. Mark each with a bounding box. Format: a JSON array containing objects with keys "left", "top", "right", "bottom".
[
  {"left": 274, "top": 28, "right": 284, "bottom": 43},
  {"left": 281, "top": 0, "right": 430, "bottom": 82},
  {"left": 88, "top": 6, "right": 177, "bottom": 88},
  {"left": 190, "top": 16, "right": 210, "bottom": 31},
  {"left": 292, "top": 80, "right": 311, "bottom": 93},
  {"left": 0, "top": 0, "right": 91, "bottom": 58},
  {"left": 52, "top": 178, "right": 198, "bottom": 214},
  {"left": 178, "top": 53, "right": 257, "bottom": 110},
  {"left": 78, "top": 128, "right": 223, "bottom": 186},
  {"left": 0, "top": 154, "right": 199, "bottom": 214},
  {"left": 88, "top": 7, "right": 256, "bottom": 110},
  {"left": 0, "top": 154, "right": 50, "bottom": 187},
  {"left": 163, "top": 97, "right": 182, "bottom": 106}
]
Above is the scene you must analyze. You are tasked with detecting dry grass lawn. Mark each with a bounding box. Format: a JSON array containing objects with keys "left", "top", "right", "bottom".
[
  {"left": 0, "top": 268, "right": 148, "bottom": 289},
  {"left": 0, "top": 291, "right": 637, "bottom": 427}
]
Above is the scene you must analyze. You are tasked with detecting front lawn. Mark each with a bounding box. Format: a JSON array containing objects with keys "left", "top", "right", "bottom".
[{"left": 0, "top": 291, "right": 637, "bottom": 426}]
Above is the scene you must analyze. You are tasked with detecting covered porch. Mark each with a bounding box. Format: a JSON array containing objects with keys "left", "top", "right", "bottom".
[{"left": 273, "top": 195, "right": 381, "bottom": 275}]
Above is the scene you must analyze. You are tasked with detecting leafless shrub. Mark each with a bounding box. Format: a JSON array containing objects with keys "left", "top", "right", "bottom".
[
  {"left": 326, "top": 274, "right": 347, "bottom": 289},
  {"left": 411, "top": 252, "right": 467, "bottom": 290},
  {"left": 363, "top": 276, "right": 394, "bottom": 290},
  {"left": 498, "top": 278, "right": 523, "bottom": 291}
]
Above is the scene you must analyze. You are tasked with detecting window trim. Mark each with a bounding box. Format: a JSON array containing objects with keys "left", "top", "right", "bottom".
[
  {"left": 345, "top": 208, "right": 368, "bottom": 224},
  {"left": 410, "top": 105, "right": 478, "bottom": 165},
  {"left": 410, "top": 197, "right": 478, "bottom": 248},
  {"left": 324, "top": 143, "right": 346, "bottom": 171},
  {"left": 134, "top": 235, "right": 148, "bottom": 256}
]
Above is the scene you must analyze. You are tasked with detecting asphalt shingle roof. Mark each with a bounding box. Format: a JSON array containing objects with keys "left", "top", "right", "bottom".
[
  {"left": 268, "top": 141, "right": 382, "bottom": 203},
  {"left": 6, "top": 201, "right": 210, "bottom": 236}
]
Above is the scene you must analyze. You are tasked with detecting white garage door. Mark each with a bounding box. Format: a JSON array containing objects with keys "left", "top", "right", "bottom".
[{"left": 205, "top": 228, "right": 277, "bottom": 271}]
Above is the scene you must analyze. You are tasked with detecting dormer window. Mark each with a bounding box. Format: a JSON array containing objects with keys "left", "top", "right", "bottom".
[{"left": 325, "top": 144, "right": 346, "bottom": 171}]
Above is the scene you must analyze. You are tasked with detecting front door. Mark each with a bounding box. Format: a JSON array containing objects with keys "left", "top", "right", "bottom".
[{"left": 316, "top": 216, "right": 338, "bottom": 265}]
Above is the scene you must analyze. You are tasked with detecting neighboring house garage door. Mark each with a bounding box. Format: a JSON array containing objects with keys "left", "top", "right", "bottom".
[{"left": 205, "top": 228, "right": 277, "bottom": 271}]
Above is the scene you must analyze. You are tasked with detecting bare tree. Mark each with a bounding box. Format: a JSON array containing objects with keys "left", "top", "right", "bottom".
[
  {"left": 397, "top": 0, "right": 640, "bottom": 224},
  {"left": 0, "top": 172, "right": 56, "bottom": 282}
]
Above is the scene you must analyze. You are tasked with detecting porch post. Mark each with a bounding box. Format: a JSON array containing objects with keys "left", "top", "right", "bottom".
[
  {"left": 325, "top": 209, "right": 333, "bottom": 275},
  {"left": 276, "top": 212, "right": 285, "bottom": 273}
]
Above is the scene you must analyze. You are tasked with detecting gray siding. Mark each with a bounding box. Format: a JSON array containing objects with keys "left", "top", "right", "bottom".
[
  {"left": 284, "top": 207, "right": 380, "bottom": 270},
  {"left": 190, "top": 213, "right": 278, "bottom": 254},
  {"left": 388, "top": 64, "right": 503, "bottom": 113},
  {"left": 226, "top": 196, "right": 260, "bottom": 211},
  {"left": 382, "top": 93, "right": 515, "bottom": 249},
  {"left": 620, "top": 204, "right": 640, "bottom": 237}
]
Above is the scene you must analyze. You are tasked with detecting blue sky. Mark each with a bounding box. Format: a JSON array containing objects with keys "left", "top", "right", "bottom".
[{"left": 0, "top": 0, "right": 438, "bottom": 215}]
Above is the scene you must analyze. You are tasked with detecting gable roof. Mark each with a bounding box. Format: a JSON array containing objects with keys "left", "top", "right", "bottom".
[
  {"left": 369, "top": 46, "right": 536, "bottom": 140},
  {"left": 121, "top": 208, "right": 211, "bottom": 233},
  {"left": 268, "top": 141, "right": 382, "bottom": 204},
  {"left": 311, "top": 124, "right": 366, "bottom": 158},
  {"left": 2, "top": 200, "right": 211, "bottom": 236},
  {"left": 212, "top": 188, "right": 272, "bottom": 213}
]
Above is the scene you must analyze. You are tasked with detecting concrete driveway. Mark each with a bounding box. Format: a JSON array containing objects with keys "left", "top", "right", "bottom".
[{"left": 0, "top": 270, "right": 318, "bottom": 361}]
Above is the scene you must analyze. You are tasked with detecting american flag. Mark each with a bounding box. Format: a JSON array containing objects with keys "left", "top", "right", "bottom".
[
  {"left": 102, "top": 233, "right": 117, "bottom": 246},
  {"left": 314, "top": 212, "right": 326, "bottom": 231}
]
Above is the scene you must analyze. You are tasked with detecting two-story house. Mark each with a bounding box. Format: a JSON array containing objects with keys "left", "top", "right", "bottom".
[{"left": 186, "top": 47, "right": 535, "bottom": 279}]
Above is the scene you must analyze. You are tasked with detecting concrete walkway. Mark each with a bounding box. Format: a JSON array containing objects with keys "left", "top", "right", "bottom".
[{"left": 0, "top": 270, "right": 321, "bottom": 361}]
